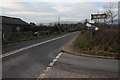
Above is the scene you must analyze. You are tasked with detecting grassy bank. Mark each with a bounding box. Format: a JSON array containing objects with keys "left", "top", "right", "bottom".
[
  {"left": 3, "top": 31, "right": 68, "bottom": 45},
  {"left": 3, "top": 35, "right": 43, "bottom": 44},
  {"left": 74, "top": 29, "right": 119, "bottom": 59}
]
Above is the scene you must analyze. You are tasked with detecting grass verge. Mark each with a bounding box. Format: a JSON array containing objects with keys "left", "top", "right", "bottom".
[
  {"left": 3, "top": 32, "right": 68, "bottom": 45},
  {"left": 74, "top": 32, "right": 119, "bottom": 59}
]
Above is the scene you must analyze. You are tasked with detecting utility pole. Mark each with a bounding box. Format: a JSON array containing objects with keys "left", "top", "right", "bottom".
[
  {"left": 57, "top": 17, "right": 60, "bottom": 33},
  {"left": 58, "top": 17, "right": 60, "bottom": 25}
]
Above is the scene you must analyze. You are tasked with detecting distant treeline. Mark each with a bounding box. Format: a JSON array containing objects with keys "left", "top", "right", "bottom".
[
  {"left": 21, "top": 23, "right": 85, "bottom": 33},
  {"left": 11, "top": 22, "right": 119, "bottom": 33}
]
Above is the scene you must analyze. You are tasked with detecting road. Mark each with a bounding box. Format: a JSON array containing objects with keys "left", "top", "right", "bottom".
[
  {"left": 2, "top": 31, "right": 118, "bottom": 79},
  {"left": 2, "top": 32, "right": 79, "bottom": 78},
  {"left": 44, "top": 53, "right": 118, "bottom": 78},
  {"left": 2, "top": 33, "right": 73, "bottom": 54}
]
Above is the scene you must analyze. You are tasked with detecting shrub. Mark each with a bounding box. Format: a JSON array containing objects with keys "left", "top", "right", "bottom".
[
  {"left": 84, "top": 29, "right": 119, "bottom": 53},
  {"left": 74, "top": 28, "right": 119, "bottom": 58}
]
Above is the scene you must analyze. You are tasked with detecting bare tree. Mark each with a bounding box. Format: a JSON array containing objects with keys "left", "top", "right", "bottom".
[
  {"left": 103, "top": 2, "right": 117, "bottom": 24},
  {"left": 94, "top": 10, "right": 103, "bottom": 23}
]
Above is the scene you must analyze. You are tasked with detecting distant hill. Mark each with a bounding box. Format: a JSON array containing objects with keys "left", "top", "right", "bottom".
[
  {"left": 38, "top": 19, "right": 120, "bottom": 26},
  {"left": 54, "top": 21, "right": 79, "bottom": 24},
  {"left": 41, "top": 21, "right": 80, "bottom": 26}
]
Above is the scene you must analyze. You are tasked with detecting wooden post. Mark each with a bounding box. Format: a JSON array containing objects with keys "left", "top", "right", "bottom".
[{"left": 90, "top": 28, "right": 93, "bottom": 42}]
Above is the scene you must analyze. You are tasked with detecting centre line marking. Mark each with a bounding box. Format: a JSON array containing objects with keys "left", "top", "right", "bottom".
[{"left": 0, "top": 32, "right": 77, "bottom": 58}]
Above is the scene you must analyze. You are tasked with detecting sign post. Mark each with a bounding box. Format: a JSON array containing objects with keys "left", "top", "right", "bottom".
[
  {"left": 89, "top": 13, "right": 108, "bottom": 41},
  {"left": 86, "top": 23, "right": 94, "bottom": 42}
]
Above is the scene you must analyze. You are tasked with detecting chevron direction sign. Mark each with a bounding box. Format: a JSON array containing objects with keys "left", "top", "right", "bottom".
[{"left": 91, "top": 14, "right": 108, "bottom": 20}]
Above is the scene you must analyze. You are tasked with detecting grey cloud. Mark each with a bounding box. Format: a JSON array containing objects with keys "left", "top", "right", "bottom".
[{"left": 1, "top": 2, "right": 115, "bottom": 23}]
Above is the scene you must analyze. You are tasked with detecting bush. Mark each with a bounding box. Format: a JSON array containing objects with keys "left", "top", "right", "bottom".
[
  {"left": 74, "top": 28, "right": 119, "bottom": 58},
  {"left": 84, "top": 29, "right": 119, "bottom": 53},
  {"left": 3, "top": 32, "right": 34, "bottom": 44}
]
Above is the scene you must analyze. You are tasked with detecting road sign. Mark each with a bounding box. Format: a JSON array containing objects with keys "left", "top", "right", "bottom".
[
  {"left": 95, "top": 27, "right": 99, "bottom": 30},
  {"left": 86, "top": 23, "right": 92, "bottom": 27},
  {"left": 91, "top": 14, "right": 108, "bottom": 20}
]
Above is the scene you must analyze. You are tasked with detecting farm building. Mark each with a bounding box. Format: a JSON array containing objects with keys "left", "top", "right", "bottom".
[{"left": 0, "top": 16, "right": 30, "bottom": 33}]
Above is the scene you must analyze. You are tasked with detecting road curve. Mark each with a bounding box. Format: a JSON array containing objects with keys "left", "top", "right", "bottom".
[{"left": 2, "top": 32, "right": 79, "bottom": 78}]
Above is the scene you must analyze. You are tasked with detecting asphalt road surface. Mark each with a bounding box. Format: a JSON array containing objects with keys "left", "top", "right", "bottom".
[
  {"left": 2, "top": 32, "right": 79, "bottom": 78},
  {"left": 2, "top": 33, "right": 73, "bottom": 54},
  {"left": 2, "top": 31, "right": 118, "bottom": 79},
  {"left": 44, "top": 53, "right": 118, "bottom": 78}
]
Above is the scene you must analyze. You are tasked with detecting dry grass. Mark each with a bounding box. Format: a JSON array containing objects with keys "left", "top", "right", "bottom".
[{"left": 74, "top": 29, "right": 119, "bottom": 59}]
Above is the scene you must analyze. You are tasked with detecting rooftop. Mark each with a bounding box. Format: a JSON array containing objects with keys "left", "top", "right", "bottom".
[{"left": 0, "top": 16, "right": 29, "bottom": 25}]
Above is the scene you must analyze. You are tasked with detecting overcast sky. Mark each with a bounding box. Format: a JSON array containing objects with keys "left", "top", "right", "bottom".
[{"left": 0, "top": 0, "right": 118, "bottom": 24}]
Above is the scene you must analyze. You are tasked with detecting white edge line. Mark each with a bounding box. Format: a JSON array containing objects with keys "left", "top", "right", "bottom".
[
  {"left": 36, "top": 52, "right": 63, "bottom": 79},
  {"left": 0, "top": 32, "right": 77, "bottom": 58}
]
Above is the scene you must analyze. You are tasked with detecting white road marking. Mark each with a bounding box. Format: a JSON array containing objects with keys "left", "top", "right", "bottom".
[
  {"left": 45, "top": 67, "right": 51, "bottom": 72},
  {"left": 53, "top": 58, "right": 57, "bottom": 62},
  {"left": 36, "top": 52, "right": 63, "bottom": 79},
  {"left": 0, "top": 32, "right": 77, "bottom": 58},
  {"left": 49, "top": 61, "right": 55, "bottom": 66}
]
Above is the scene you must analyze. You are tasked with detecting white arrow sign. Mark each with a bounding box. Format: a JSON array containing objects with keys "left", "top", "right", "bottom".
[
  {"left": 95, "top": 27, "right": 99, "bottom": 30},
  {"left": 86, "top": 23, "right": 92, "bottom": 27}
]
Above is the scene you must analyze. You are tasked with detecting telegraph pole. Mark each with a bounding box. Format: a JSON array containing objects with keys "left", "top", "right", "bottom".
[
  {"left": 58, "top": 17, "right": 60, "bottom": 25},
  {"left": 57, "top": 16, "right": 60, "bottom": 33}
]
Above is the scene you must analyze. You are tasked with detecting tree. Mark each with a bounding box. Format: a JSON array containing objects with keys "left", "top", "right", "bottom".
[
  {"left": 30, "top": 22, "right": 36, "bottom": 26},
  {"left": 84, "top": 19, "right": 88, "bottom": 24},
  {"left": 103, "top": 2, "right": 117, "bottom": 24}
]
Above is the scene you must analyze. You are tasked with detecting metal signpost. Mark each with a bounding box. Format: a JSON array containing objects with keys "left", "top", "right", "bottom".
[
  {"left": 86, "top": 23, "right": 95, "bottom": 42},
  {"left": 87, "top": 13, "right": 108, "bottom": 42}
]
